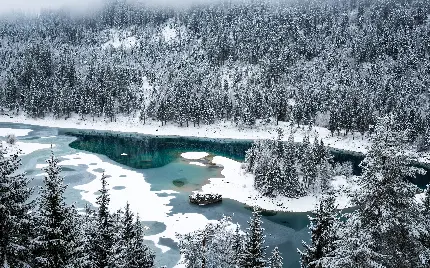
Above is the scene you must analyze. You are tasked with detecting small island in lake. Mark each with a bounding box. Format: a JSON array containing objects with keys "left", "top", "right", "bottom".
[{"left": 189, "top": 193, "right": 222, "bottom": 206}]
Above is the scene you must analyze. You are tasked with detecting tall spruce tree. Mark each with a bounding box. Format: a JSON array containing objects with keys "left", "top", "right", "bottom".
[
  {"left": 75, "top": 205, "right": 98, "bottom": 268},
  {"left": 298, "top": 189, "right": 338, "bottom": 268},
  {"left": 421, "top": 185, "right": 430, "bottom": 265},
  {"left": 241, "top": 209, "right": 267, "bottom": 268},
  {"left": 0, "top": 147, "right": 34, "bottom": 267},
  {"left": 94, "top": 173, "right": 115, "bottom": 268},
  {"left": 31, "top": 152, "right": 78, "bottom": 268},
  {"left": 128, "top": 215, "right": 155, "bottom": 268},
  {"left": 118, "top": 203, "right": 154, "bottom": 268},
  {"left": 269, "top": 247, "right": 283, "bottom": 268},
  {"left": 231, "top": 225, "right": 244, "bottom": 266}
]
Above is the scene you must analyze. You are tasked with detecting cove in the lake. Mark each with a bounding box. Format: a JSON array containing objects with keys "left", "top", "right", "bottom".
[{"left": 65, "top": 130, "right": 250, "bottom": 169}]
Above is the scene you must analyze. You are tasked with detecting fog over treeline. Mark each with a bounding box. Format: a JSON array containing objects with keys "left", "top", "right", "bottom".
[{"left": 0, "top": 0, "right": 267, "bottom": 14}]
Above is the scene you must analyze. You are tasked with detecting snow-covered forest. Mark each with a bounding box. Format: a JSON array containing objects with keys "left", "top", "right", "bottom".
[
  {"left": 2, "top": 0, "right": 430, "bottom": 267},
  {"left": 244, "top": 130, "right": 333, "bottom": 198},
  {"left": 1, "top": 0, "right": 430, "bottom": 149}
]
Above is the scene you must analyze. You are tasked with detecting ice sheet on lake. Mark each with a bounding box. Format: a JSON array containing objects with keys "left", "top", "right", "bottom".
[
  {"left": 181, "top": 152, "right": 209, "bottom": 160},
  {"left": 66, "top": 152, "right": 214, "bottom": 254},
  {"left": 0, "top": 127, "right": 32, "bottom": 137}
]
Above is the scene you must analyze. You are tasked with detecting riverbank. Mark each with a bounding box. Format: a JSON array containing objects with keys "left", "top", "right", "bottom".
[{"left": 0, "top": 113, "right": 369, "bottom": 150}]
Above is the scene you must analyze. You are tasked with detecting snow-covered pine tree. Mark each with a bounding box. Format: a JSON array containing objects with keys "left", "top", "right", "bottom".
[
  {"left": 420, "top": 185, "right": 430, "bottom": 264},
  {"left": 74, "top": 205, "right": 98, "bottom": 267},
  {"left": 177, "top": 216, "right": 241, "bottom": 267},
  {"left": 94, "top": 173, "right": 115, "bottom": 268},
  {"left": 240, "top": 209, "right": 267, "bottom": 268},
  {"left": 31, "top": 152, "right": 78, "bottom": 268},
  {"left": 127, "top": 214, "right": 155, "bottom": 268},
  {"left": 301, "top": 136, "right": 318, "bottom": 192},
  {"left": 111, "top": 208, "right": 124, "bottom": 267},
  {"left": 298, "top": 189, "right": 338, "bottom": 268},
  {"left": 0, "top": 147, "right": 34, "bottom": 267},
  {"left": 263, "top": 158, "right": 283, "bottom": 197},
  {"left": 282, "top": 154, "right": 305, "bottom": 198},
  {"left": 322, "top": 212, "right": 384, "bottom": 268},
  {"left": 177, "top": 232, "right": 204, "bottom": 267},
  {"left": 269, "top": 247, "right": 283, "bottom": 268},
  {"left": 231, "top": 225, "right": 244, "bottom": 266},
  {"left": 314, "top": 140, "right": 333, "bottom": 194},
  {"left": 326, "top": 116, "right": 428, "bottom": 267},
  {"left": 118, "top": 203, "right": 154, "bottom": 267}
]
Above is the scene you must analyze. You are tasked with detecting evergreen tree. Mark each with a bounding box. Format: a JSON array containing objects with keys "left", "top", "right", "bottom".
[
  {"left": 325, "top": 117, "right": 428, "bottom": 267},
  {"left": 111, "top": 208, "right": 124, "bottom": 267},
  {"left": 177, "top": 216, "right": 238, "bottom": 268},
  {"left": 0, "top": 147, "right": 34, "bottom": 267},
  {"left": 301, "top": 138, "right": 318, "bottom": 192},
  {"left": 31, "top": 152, "right": 78, "bottom": 268},
  {"left": 241, "top": 209, "right": 267, "bottom": 268},
  {"left": 128, "top": 215, "right": 155, "bottom": 268},
  {"left": 94, "top": 173, "right": 115, "bottom": 268},
  {"left": 421, "top": 185, "right": 430, "bottom": 264},
  {"left": 269, "top": 247, "right": 283, "bottom": 268},
  {"left": 118, "top": 203, "right": 154, "bottom": 268},
  {"left": 298, "top": 190, "right": 338, "bottom": 268},
  {"left": 231, "top": 225, "right": 243, "bottom": 266},
  {"left": 75, "top": 205, "right": 98, "bottom": 268}
]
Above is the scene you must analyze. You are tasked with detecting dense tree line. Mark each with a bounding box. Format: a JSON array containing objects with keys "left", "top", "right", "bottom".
[
  {"left": 177, "top": 210, "right": 283, "bottom": 268},
  {"left": 0, "top": 148, "right": 154, "bottom": 267},
  {"left": 245, "top": 129, "right": 333, "bottom": 198},
  {"left": 299, "top": 117, "right": 430, "bottom": 267},
  {"left": 0, "top": 0, "right": 429, "bottom": 149}
]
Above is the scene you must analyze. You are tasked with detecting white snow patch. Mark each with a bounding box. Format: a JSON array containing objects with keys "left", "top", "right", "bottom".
[
  {"left": 2, "top": 141, "right": 53, "bottom": 156},
  {"left": 189, "top": 162, "right": 205, "bottom": 167},
  {"left": 102, "top": 29, "right": 137, "bottom": 49},
  {"left": 40, "top": 136, "right": 56, "bottom": 139},
  {"left": 162, "top": 25, "right": 177, "bottom": 42},
  {"left": 181, "top": 152, "right": 209, "bottom": 160},
  {"left": 35, "top": 163, "right": 48, "bottom": 169},
  {"left": 198, "top": 156, "right": 352, "bottom": 212},
  {"left": 416, "top": 192, "right": 426, "bottom": 204},
  {"left": 0, "top": 128, "right": 32, "bottom": 137}
]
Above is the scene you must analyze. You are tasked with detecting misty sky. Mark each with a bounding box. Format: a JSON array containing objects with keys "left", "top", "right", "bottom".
[{"left": 0, "top": 0, "right": 225, "bottom": 14}]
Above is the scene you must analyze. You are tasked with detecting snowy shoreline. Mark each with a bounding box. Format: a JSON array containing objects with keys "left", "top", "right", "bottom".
[
  {"left": 2, "top": 114, "right": 430, "bottom": 165},
  {"left": 194, "top": 155, "right": 354, "bottom": 213},
  {"left": 0, "top": 114, "right": 369, "bottom": 151}
]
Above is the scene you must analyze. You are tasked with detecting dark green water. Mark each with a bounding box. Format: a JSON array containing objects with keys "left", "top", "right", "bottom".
[
  {"left": 65, "top": 131, "right": 250, "bottom": 169},
  {"left": 66, "top": 130, "right": 430, "bottom": 187}
]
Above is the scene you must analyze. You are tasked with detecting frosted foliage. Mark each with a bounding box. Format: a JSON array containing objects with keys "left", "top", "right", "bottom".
[
  {"left": 176, "top": 216, "right": 243, "bottom": 268},
  {"left": 322, "top": 117, "right": 429, "bottom": 267}
]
